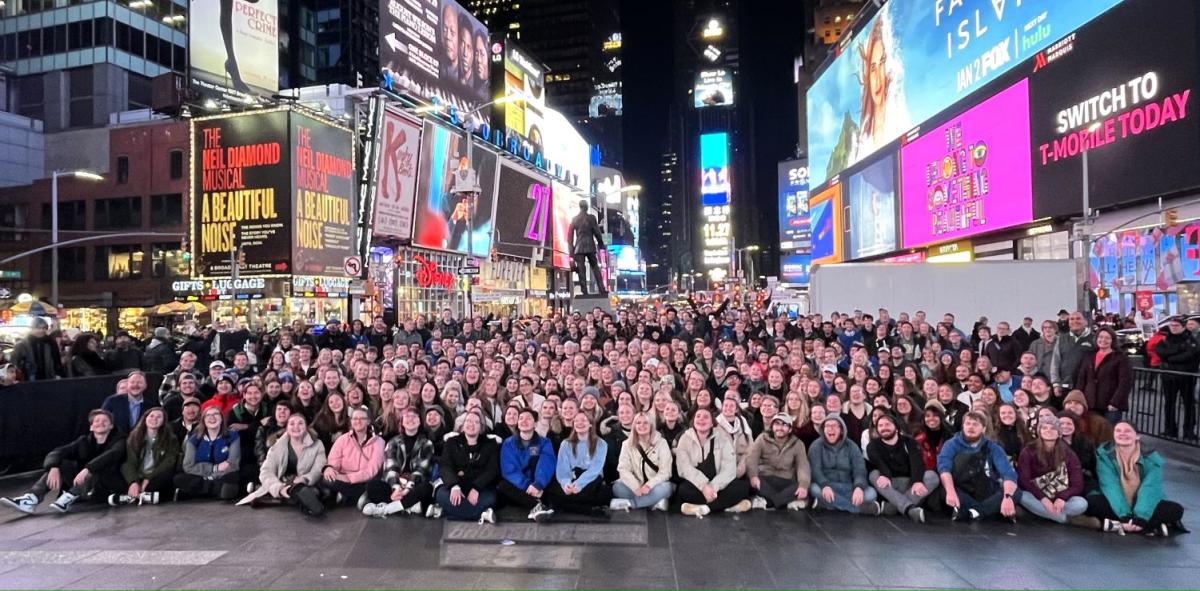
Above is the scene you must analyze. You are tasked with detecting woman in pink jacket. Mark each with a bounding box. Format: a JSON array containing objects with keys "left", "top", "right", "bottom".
[{"left": 321, "top": 407, "right": 385, "bottom": 507}]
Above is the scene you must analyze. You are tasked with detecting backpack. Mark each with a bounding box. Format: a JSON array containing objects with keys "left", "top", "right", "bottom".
[{"left": 951, "top": 440, "right": 996, "bottom": 500}]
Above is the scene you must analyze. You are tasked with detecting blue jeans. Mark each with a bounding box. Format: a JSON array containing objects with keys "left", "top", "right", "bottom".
[
  {"left": 435, "top": 487, "right": 496, "bottom": 521},
  {"left": 954, "top": 486, "right": 1017, "bottom": 520},
  {"left": 612, "top": 481, "right": 674, "bottom": 509},
  {"left": 1018, "top": 494, "right": 1088, "bottom": 524},
  {"left": 809, "top": 482, "right": 877, "bottom": 513}
]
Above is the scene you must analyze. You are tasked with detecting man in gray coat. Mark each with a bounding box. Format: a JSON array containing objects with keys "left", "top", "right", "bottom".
[{"left": 1051, "top": 311, "right": 1095, "bottom": 397}]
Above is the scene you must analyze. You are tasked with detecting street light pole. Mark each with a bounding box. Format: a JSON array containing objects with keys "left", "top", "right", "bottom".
[{"left": 50, "top": 169, "right": 103, "bottom": 308}]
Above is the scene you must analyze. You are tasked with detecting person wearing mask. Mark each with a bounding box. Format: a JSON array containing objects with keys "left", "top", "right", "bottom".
[
  {"left": 674, "top": 407, "right": 752, "bottom": 517},
  {"left": 110, "top": 406, "right": 179, "bottom": 506},
  {"left": 807, "top": 415, "right": 879, "bottom": 515},
  {"left": 866, "top": 413, "right": 939, "bottom": 523},
  {"left": 1088, "top": 421, "right": 1187, "bottom": 536},
  {"left": 174, "top": 406, "right": 241, "bottom": 501},
  {"left": 1050, "top": 311, "right": 1095, "bottom": 399},
  {"left": 1075, "top": 328, "right": 1133, "bottom": 424},
  {"left": 545, "top": 413, "right": 610, "bottom": 518},
  {"left": 101, "top": 371, "right": 158, "bottom": 435},
  {"left": 1153, "top": 316, "right": 1199, "bottom": 439},
  {"left": 10, "top": 317, "right": 64, "bottom": 381},
  {"left": 1, "top": 410, "right": 122, "bottom": 514},
  {"left": 1016, "top": 418, "right": 1089, "bottom": 525},
  {"left": 937, "top": 411, "right": 1020, "bottom": 522},
  {"left": 321, "top": 407, "right": 385, "bottom": 507},
  {"left": 613, "top": 412, "right": 675, "bottom": 512},
  {"left": 498, "top": 408, "right": 557, "bottom": 522},
  {"left": 362, "top": 407, "right": 437, "bottom": 518},
  {"left": 436, "top": 412, "right": 500, "bottom": 523},
  {"left": 240, "top": 413, "right": 328, "bottom": 516},
  {"left": 746, "top": 414, "right": 811, "bottom": 511}
]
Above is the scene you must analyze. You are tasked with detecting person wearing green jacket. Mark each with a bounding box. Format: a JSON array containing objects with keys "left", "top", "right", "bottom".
[
  {"left": 1088, "top": 421, "right": 1187, "bottom": 537},
  {"left": 112, "top": 407, "right": 180, "bottom": 506}
]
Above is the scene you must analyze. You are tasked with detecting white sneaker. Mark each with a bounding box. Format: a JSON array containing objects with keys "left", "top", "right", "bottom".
[
  {"left": 725, "top": 499, "right": 752, "bottom": 514},
  {"left": 680, "top": 503, "right": 710, "bottom": 518},
  {"left": 652, "top": 497, "right": 669, "bottom": 512},
  {"left": 478, "top": 508, "right": 495, "bottom": 524},
  {"left": 246, "top": 482, "right": 257, "bottom": 494},
  {"left": 50, "top": 492, "right": 78, "bottom": 513},
  {"left": 750, "top": 496, "right": 769, "bottom": 510},
  {"left": 138, "top": 492, "right": 159, "bottom": 506},
  {"left": 1, "top": 494, "right": 39, "bottom": 514},
  {"left": 528, "top": 502, "right": 554, "bottom": 522},
  {"left": 107, "top": 494, "right": 136, "bottom": 507},
  {"left": 362, "top": 503, "right": 388, "bottom": 518},
  {"left": 609, "top": 498, "right": 633, "bottom": 512},
  {"left": 786, "top": 499, "right": 808, "bottom": 511},
  {"left": 426, "top": 504, "right": 443, "bottom": 519},
  {"left": 406, "top": 502, "right": 423, "bottom": 516}
]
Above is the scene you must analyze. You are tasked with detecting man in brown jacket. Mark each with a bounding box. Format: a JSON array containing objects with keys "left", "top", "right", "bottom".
[{"left": 745, "top": 414, "right": 811, "bottom": 510}]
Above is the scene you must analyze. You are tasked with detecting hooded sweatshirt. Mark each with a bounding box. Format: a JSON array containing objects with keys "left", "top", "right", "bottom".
[{"left": 807, "top": 416, "right": 869, "bottom": 490}]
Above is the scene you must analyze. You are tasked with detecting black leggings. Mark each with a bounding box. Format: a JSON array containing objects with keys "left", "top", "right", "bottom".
[
  {"left": 30, "top": 464, "right": 124, "bottom": 501},
  {"left": 173, "top": 472, "right": 240, "bottom": 500},
  {"left": 364, "top": 479, "right": 432, "bottom": 508},
  {"left": 128, "top": 470, "right": 177, "bottom": 495},
  {"left": 498, "top": 480, "right": 542, "bottom": 510},
  {"left": 676, "top": 477, "right": 751, "bottom": 512},
  {"left": 320, "top": 480, "right": 369, "bottom": 506},
  {"left": 544, "top": 478, "right": 611, "bottom": 515},
  {"left": 1086, "top": 493, "right": 1184, "bottom": 530}
]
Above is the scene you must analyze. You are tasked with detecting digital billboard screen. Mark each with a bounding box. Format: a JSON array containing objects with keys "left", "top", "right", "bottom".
[
  {"left": 900, "top": 79, "right": 1033, "bottom": 249},
  {"left": 778, "top": 159, "right": 810, "bottom": 254},
  {"left": 807, "top": 0, "right": 1125, "bottom": 189},
  {"left": 290, "top": 112, "right": 356, "bottom": 277},
  {"left": 492, "top": 40, "right": 547, "bottom": 155},
  {"left": 700, "top": 132, "right": 732, "bottom": 269},
  {"left": 373, "top": 108, "right": 421, "bottom": 239},
  {"left": 847, "top": 153, "right": 898, "bottom": 259},
  {"left": 589, "top": 82, "right": 623, "bottom": 117},
  {"left": 494, "top": 161, "right": 551, "bottom": 259},
  {"left": 412, "top": 122, "right": 498, "bottom": 256},
  {"left": 552, "top": 180, "right": 587, "bottom": 269},
  {"left": 1029, "top": 0, "right": 1200, "bottom": 218},
  {"left": 808, "top": 184, "right": 843, "bottom": 265},
  {"left": 379, "top": 0, "right": 490, "bottom": 127},
  {"left": 192, "top": 111, "right": 291, "bottom": 278},
  {"left": 694, "top": 69, "right": 734, "bottom": 108},
  {"left": 188, "top": 0, "right": 279, "bottom": 103},
  {"left": 608, "top": 245, "right": 642, "bottom": 272},
  {"left": 780, "top": 253, "right": 811, "bottom": 285}
]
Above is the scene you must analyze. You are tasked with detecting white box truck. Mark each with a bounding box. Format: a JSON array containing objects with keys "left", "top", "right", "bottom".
[{"left": 808, "top": 261, "right": 1080, "bottom": 326}]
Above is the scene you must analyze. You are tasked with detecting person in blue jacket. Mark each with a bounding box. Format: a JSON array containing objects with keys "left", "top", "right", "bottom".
[
  {"left": 499, "top": 408, "right": 557, "bottom": 522},
  {"left": 938, "top": 411, "right": 1020, "bottom": 522},
  {"left": 546, "top": 413, "right": 610, "bottom": 518}
]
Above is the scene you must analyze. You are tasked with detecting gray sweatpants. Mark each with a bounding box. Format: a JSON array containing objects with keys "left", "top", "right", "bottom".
[{"left": 868, "top": 469, "right": 940, "bottom": 513}]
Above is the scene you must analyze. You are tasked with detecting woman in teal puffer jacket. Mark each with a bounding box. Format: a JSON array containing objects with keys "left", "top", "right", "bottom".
[{"left": 1087, "top": 421, "right": 1187, "bottom": 536}]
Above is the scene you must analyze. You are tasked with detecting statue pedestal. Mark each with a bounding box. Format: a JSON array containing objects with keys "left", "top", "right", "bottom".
[{"left": 571, "top": 294, "right": 614, "bottom": 315}]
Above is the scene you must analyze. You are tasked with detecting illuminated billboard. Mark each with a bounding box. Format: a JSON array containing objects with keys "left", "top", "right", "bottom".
[
  {"left": 412, "top": 121, "right": 498, "bottom": 256},
  {"left": 491, "top": 39, "right": 547, "bottom": 155},
  {"left": 700, "top": 132, "right": 732, "bottom": 269},
  {"left": 694, "top": 69, "right": 734, "bottom": 108},
  {"left": 806, "top": 0, "right": 1125, "bottom": 189},
  {"left": 777, "top": 159, "right": 810, "bottom": 253},
  {"left": 808, "top": 183, "right": 843, "bottom": 265},
  {"left": 188, "top": 0, "right": 279, "bottom": 103},
  {"left": 899, "top": 79, "right": 1033, "bottom": 249},
  {"left": 846, "top": 153, "right": 897, "bottom": 259},
  {"left": 589, "top": 82, "right": 623, "bottom": 117},
  {"left": 373, "top": 108, "right": 421, "bottom": 239}
]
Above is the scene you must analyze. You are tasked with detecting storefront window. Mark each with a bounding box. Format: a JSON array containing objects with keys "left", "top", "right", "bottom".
[
  {"left": 152, "top": 242, "right": 188, "bottom": 278},
  {"left": 62, "top": 307, "right": 107, "bottom": 334},
  {"left": 117, "top": 307, "right": 148, "bottom": 338},
  {"left": 96, "top": 244, "right": 144, "bottom": 280},
  {"left": 395, "top": 249, "right": 466, "bottom": 320}
]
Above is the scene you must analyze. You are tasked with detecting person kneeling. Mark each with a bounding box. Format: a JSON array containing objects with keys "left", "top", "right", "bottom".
[
  {"left": 2, "top": 410, "right": 123, "bottom": 514},
  {"left": 239, "top": 413, "right": 327, "bottom": 516},
  {"left": 808, "top": 416, "right": 879, "bottom": 515},
  {"left": 545, "top": 414, "right": 611, "bottom": 519},
  {"left": 1087, "top": 421, "right": 1188, "bottom": 537},
  {"left": 938, "top": 411, "right": 1019, "bottom": 522},
  {"left": 674, "top": 407, "right": 751, "bottom": 517},
  {"left": 866, "top": 413, "right": 939, "bottom": 523},
  {"left": 498, "top": 408, "right": 557, "bottom": 522},
  {"left": 746, "top": 414, "right": 810, "bottom": 511},
  {"left": 612, "top": 412, "right": 674, "bottom": 512},
  {"left": 362, "top": 407, "right": 436, "bottom": 518}
]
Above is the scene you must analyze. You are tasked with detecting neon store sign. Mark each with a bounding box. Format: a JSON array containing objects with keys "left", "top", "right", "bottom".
[{"left": 414, "top": 255, "right": 456, "bottom": 290}]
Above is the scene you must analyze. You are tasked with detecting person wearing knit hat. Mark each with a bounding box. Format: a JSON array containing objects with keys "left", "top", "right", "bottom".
[
  {"left": 745, "top": 413, "right": 811, "bottom": 511},
  {"left": 807, "top": 415, "right": 880, "bottom": 515},
  {"left": 1015, "top": 416, "right": 1089, "bottom": 525},
  {"left": 1062, "top": 390, "right": 1114, "bottom": 446},
  {"left": 866, "top": 413, "right": 939, "bottom": 523}
]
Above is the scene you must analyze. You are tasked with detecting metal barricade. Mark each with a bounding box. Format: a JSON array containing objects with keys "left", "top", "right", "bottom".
[{"left": 1129, "top": 367, "right": 1200, "bottom": 446}]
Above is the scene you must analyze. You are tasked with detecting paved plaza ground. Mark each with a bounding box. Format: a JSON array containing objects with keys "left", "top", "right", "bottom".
[{"left": 0, "top": 443, "right": 1197, "bottom": 590}]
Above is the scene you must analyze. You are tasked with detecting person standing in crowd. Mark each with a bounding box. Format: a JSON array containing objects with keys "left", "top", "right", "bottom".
[
  {"left": 143, "top": 327, "right": 178, "bottom": 374},
  {"left": 613, "top": 412, "right": 674, "bottom": 511},
  {"left": 67, "top": 333, "right": 107, "bottom": 378},
  {"left": 745, "top": 414, "right": 810, "bottom": 511},
  {"left": 1013, "top": 317, "right": 1041, "bottom": 352},
  {"left": 499, "top": 408, "right": 557, "bottom": 521},
  {"left": 866, "top": 413, "right": 938, "bottom": 523},
  {"left": 1051, "top": 311, "right": 1095, "bottom": 399},
  {"left": 1074, "top": 327, "right": 1133, "bottom": 424},
  {"left": 436, "top": 412, "right": 500, "bottom": 523},
  {"left": 105, "top": 331, "right": 145, "bottom": 375},
  {"left": 808, "top": 415, "right": 879, "bottom": 515},
  {"left": 938, "top": 411, "right": 1019, "bottom": 522},
  {"left": 1088, "top": 421, "right": 1188, "bottom": 536},
  {"left": 1029, "top": 320, "right": 1058, "bottom": 379},
  {"left": 159, "top": 351, "right": 202, "bottom": 402},
  {"left": 675, "top": 407, "right": 751, "bottom": 517},
  {"left": 1, "top": 409, "right": 121, "bottom": 514},
  {"left": 10, "top": 317, "right": 63, "bottom": 381},
  {"left": 1154, "top": 316, "right": 1199, "bottom": 439}
]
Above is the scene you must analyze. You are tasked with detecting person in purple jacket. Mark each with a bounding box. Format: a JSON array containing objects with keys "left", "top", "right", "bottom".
[{"left": 1017, "top": 418, "right": 1089, "bottom": 524}]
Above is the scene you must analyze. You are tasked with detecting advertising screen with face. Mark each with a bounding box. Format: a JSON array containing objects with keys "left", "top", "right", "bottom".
[
  {"left": 807, "top": 0, "right": 1125, "bottom": 189},
  {"left": 847, "top": 153, "right": 898, "bottom": 259},
  {"left": 900, "top": 79, "right": 1033, "bottom": 249}
]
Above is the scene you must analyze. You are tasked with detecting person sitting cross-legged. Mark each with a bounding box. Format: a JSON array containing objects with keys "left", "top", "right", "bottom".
[
  {"left": 866, "top": 412, "right": 940, "bottom": 523},
  {"left": 938, "top": 411, "right": 1020, "bottom": 522},
  {"left": 808, "top": 415, "right": 880, "bottom": 515},
  {"left": 612, "top": 411, "right": 675, "bottom": 512},
  {"left": 745, "top": 413, "right": 810, "bottom": 511}
]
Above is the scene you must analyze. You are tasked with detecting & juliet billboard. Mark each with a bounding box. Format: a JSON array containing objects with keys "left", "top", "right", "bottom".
[
  {"left": 493, "top": 161, "right": 551, "bottom": 259},
  {"left": 191, "top": 110, "right": 356, "bottom": 279},
  {"left": 1029, "top": 0, "right": 1200, "bottom": 219},
  {"left": 900, "top": 79, "right": 1033, "bottom": 249}
]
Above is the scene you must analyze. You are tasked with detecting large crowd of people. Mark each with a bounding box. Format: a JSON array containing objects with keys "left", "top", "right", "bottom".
[{"left": 0, "top": 303, "right": 1190, "bottom": 538}]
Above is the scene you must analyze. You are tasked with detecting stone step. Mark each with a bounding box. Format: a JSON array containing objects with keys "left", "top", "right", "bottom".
[
  {"left": 442, "top": 520, "right": 648, "bottom": 546},
  {"left": 439, "top": 542, "right": 584, "bottom": 571}
]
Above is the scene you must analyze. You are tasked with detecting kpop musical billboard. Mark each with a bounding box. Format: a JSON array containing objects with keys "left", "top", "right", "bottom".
[
  {"left": 900, "top": 79, "right": 1033, "bottom": 249},
  {"left": 807, "top": 0, "right": 1125, "bottom": 189},
  {"left": 1029, "top": 0, "right": 1200, "bottom": 218},
  {"left": 846, "top": 153, "right": 898, "bottom": 259},
  {"left": 412, "top": 121, "right": 498, "bottom": 256},
  {"left": 808, "top": 183, "right": 843, "bottom": 265},
  {"left": 379, "top": 0, "right": 491, "bottom": 127},
  {"left": 372, "top": 108, "right": 422, "bottom": 239},
  {"left": 188, "top": 0, "right": 279, "bottom": 103}
]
